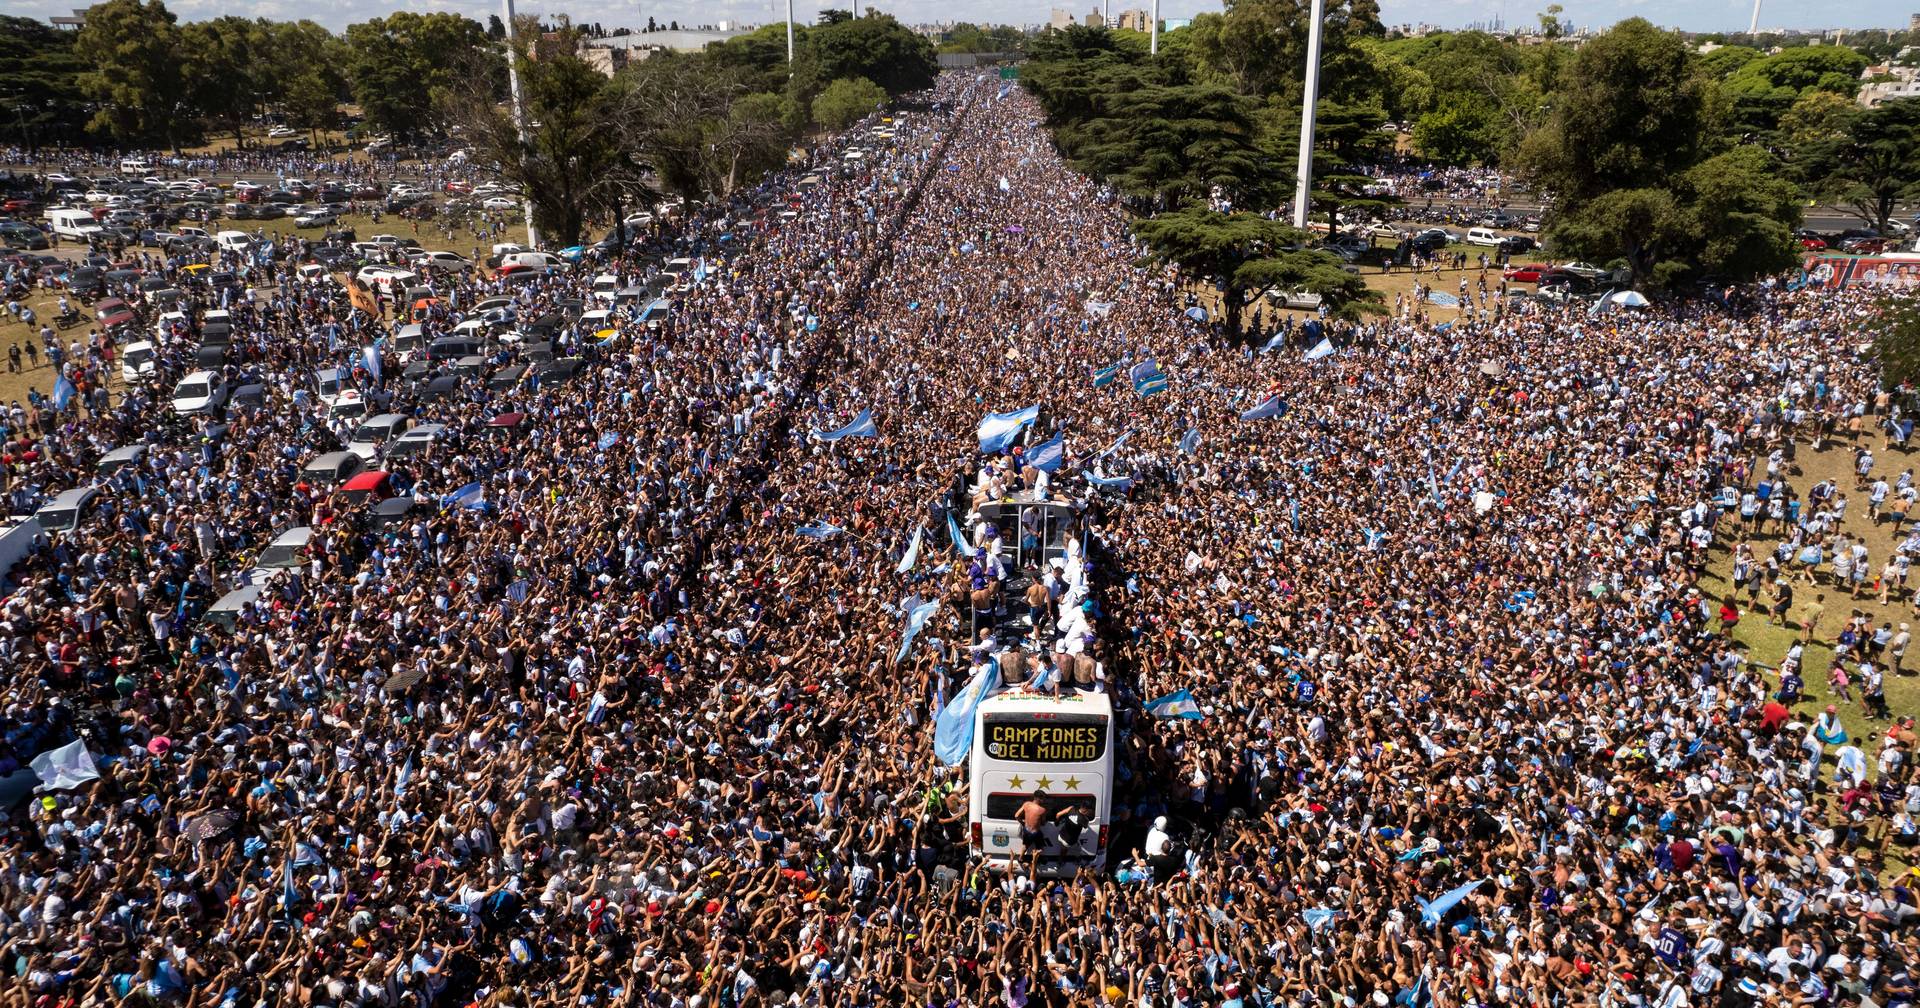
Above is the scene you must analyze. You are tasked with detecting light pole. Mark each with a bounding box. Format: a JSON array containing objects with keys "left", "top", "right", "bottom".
[
  {"left": 1150, "top": 0, "right": 1158, "bottom": 53},
  {"left": 787, "top": 0, "right": 795, "bottom": 62},
  {"left": 1290, "top": 0, "right": 1325, "bottom": 231},
  {"left": 502, "top": 0, "right": 539, "bottom": 248}
]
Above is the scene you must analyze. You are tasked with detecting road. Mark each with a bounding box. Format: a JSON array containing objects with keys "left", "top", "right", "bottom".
[{"left": 1401, "top": 198, "right": 1915, "bottom": 236}]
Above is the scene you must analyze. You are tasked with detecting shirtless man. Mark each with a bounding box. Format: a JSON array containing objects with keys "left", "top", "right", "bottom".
[{"left": 1016, "top": 790, "right": 1052, "bottom": 866}]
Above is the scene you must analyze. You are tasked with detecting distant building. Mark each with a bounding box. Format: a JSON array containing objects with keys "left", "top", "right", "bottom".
[
  {"left": 49, "top": 8, "right": 85, "bottom": 28},
  {"left": 580, "top": 46, "right": 635, "bottom": 74},
  {"left": 1115, "top": 8, "right": 1149, "bottom": 30},
  {"left": 1049, "top": 7, "right": 1074, "bottom": 29},
  {"left": 1911, "top": 12, "right": 1920, "bottom": 32},
  {"left": 1083, "top": 7, "right": 1102, "bottom": 26},
  {"left": 1859, "top": 64, "right": 1920, "bottom": 106}
]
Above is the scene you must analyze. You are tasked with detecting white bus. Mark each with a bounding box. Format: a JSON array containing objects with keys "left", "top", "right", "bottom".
[{"left": 968, "top": 687, "right": 1115, "bottom": 873}]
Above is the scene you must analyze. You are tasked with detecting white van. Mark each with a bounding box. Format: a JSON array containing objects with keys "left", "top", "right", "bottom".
[
  {"left": 1466, "top": 227, "right": 1503, "bottom": 247},
  {"left": 45, "top": 208, "right": 103, "bottom": 240},
  {"left": 215, "top": 230, "right": 252, "bottom": 252},
  {"left": 119, "top": 158, "right": 151, "bottom": 176}
]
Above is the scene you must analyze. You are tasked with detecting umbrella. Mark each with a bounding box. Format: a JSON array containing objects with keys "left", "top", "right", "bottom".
[
  {"left": 1478, "top": 360, "right": 1507, "bottom": 378},
  {"left": 1184, "top": 306, "right": 1208, "bottom": 321},
  {"left": 186, "top": 809, "right": 240, "bottom": 842},
  {"left": 387, "top": 665, "right": 430, "bottom": 692},
  {"left": 1611, "top": 290, "right": 1650, "bottom": 307}
]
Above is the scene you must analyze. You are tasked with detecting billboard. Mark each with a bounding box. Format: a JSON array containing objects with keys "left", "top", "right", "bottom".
[{"left": 1801, "top": 254, "right": 1920, "bottom": 290}]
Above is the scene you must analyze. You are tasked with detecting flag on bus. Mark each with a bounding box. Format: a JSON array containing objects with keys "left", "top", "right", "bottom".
[{"left": 933, "top": 659, "right": 1002, "bottom": 765}]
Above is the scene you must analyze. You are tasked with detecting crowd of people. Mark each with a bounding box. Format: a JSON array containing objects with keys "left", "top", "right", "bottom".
[{"left": 0, "top": 71, "right": 1917, "bottom": 1008}]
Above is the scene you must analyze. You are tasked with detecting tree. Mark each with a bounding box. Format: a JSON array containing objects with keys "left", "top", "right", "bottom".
[
  {"left": 1696, "top": 45, "right": 1760, "bottom": 80},
  {"left": 1724, "top": 45, "right": 1869, "bottom": 100},
  {"left": 1546, "top": 188, "right": 1688, "bottom": 286},
  {"left": 810, "top": 76, "right": 887, "bottom": 130},
  {"left": 73, "top": 0, "right": 187, "bottom": 147},
  {"left": 1537, "top": 4, "right": 1564, "bottom": 39},
  {"left": 345, "top": 12, "right": 491, "bottom": 139},
  {"left": 0, "top": 16, "right": 90, "bottom": 150},
  {"left": 1545, "top": 149, "right": 1800, "bottom": 289},
  {"left": 1797, "top": 98, "right": 1920, "bottom": 235},
  {"left": 614, "top": 53, "right": 751, "bottom": 205},
  {"left": 180, "top": 16, "right": 267, "bottom": 147},
  {"left": 1516, "top": 18, "right": 1709, "bottom": 205},
  {"left": 1412, "top": 95, "right": 1499, "bottom": 165},
  {"left": 1677, "top": 146, "right": 1801, "bottom": 282},
  {"left": 487, "top": 15, "right": 506, "bottom": 39},
  {"left": 1132, "top": 207, "right": 1374, "bottom": 331},
  {"left": 807, "top": 14, "right": 937, "bottom": 96},
  {"left": 1300, "top": 101, "right": 1395, "bottom": 226},
  {"left": 706, "top": 23, "right": 805, "bottom": 95},
  {"left": 1070, "top": 83, "right": 1283, "bottom": 210},
  {"left": 441, "top": 32, "right": 631, "bottom": 246},
  {"left": 1872, "top": 296, "right": 1920, "bottom": 391},
  {"left": 268, "top": 21, "right": 349, "bottom": 139},
  {"left": 1775, "top": 90, "right": 1858, "bottom": 157},
  {"left": 1184, "top": 0, "right": 1383, "bottom": 106},
  {"left": 708, "top": 92, "right": 793, "bottom": 195}
]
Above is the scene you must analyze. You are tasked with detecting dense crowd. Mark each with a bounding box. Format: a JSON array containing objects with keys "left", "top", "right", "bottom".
[{"left": 0, "top": 72, "right": 1917, "bottom": 1008}]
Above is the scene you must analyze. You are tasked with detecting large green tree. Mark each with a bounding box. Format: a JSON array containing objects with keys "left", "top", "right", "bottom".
[
  {"left": 1132, "top": 207, "right": 1375, "bottom": 331},
  {"left": 1183, "top": 0, "right": 1383, "bottom": 106},
  {"left": 345, "top": 12, "right": 490, "bottom": 139},
  {"left": 73, "top": 0, "right": 187, "bottom": 147},
  {"left": 1872, "top": 296, "right": 1920, "bottom": 392},
  {"left": 441, "top": 29, "right": 631, "bottom": 245},
  {"left": 0, "top": 16, "right": 90, "bottom": 149},
  {"left": 811, "top": 76, "right": 887, "bottom": 130},
  {"left": 1516, "top": 18, "right": 1710, "bottom": 205},
  {"left": 180, "top": 16, "right": 268, "bottom": 147},
  {"left": 1724, "top": 45, "right": 1868, "bottom": 100},
  {"left": 270, "top": 22, "right": 349, "bottom": 138},
  {"left": 806, "top": 14, "right": 937, "bottom": 96},
  {"left": 1069, "top": 83, "right": 1282, "bottom": 210},
  {"left": 1796, "top": 98, "right": 1920, "bottom": 235}
]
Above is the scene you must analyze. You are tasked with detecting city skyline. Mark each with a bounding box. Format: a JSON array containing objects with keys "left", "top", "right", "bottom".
[{"left": 12, "top": 0, "right": 1918, "bottom": 37}]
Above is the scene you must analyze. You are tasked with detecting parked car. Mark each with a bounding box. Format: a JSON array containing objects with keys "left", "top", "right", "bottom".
[
  {"left": 1502, "top": 262, "right": 1552, "bottom": 283},
  {"left": 170, "top": 370, "right": 228, "bottom": 415}
]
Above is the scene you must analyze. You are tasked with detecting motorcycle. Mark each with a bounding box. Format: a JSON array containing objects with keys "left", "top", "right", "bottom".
[{"left": 55, "top": 307, "right": 87, "bottom": 330}]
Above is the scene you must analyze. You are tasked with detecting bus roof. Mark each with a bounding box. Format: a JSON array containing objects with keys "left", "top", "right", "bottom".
[{"left": 976, "top": 688, "right": 1113, "bottom": 717}]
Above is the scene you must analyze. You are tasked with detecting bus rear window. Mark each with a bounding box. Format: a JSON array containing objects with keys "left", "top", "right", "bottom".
[
  {"left": 981, "top": 714, "right": 1108, "bottom": 763},
  {"left": 984, "top": 792, "right": 1098, "bottom": 821}
]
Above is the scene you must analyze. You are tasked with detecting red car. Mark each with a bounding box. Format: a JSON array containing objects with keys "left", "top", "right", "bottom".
[
  {"left": 1502, "top": 262, "right": 1551, "bottom": 283},
  {"left": 444, "top": 180, "right": 473, "bottom": 194},
  {"left": 1843, "top": 237, "right": 1890, "bottom": 254},
  {"left": 1797, "top": 235, "right": 1827, "bottom": 250}
]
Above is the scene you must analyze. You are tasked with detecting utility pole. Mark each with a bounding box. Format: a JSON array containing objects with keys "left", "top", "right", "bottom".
[
  {"left": 786, "top": 0, "right": 795, "bottom": 61},
  {"left": 1747, "top": 0, "right": 1761, "bottom": 35},
  {"left": 502, "top": 0, "right": 539, "bottom": 248},
  {"left": 1150, "top": 0, "right": 1158, "bottom": 53},
  {"left": 1290, "top": 0, "right": 1324, "bottom": 230}
]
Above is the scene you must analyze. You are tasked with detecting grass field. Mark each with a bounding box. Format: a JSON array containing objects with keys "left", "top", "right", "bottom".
[{"left": 1695, "top": 433, "right": 1920, "bottom": 717}]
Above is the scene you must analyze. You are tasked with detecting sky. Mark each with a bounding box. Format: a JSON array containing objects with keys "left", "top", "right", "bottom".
[{"left": 14, "top": 0, "right": 1917, "bottom": 37}]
